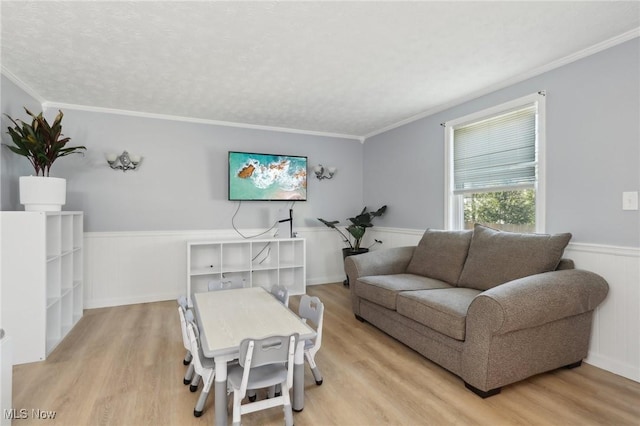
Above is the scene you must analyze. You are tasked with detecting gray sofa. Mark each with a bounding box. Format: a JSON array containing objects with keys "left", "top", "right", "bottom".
[{"left": 344, "top": 224, "right": 609, "bottom": 397}]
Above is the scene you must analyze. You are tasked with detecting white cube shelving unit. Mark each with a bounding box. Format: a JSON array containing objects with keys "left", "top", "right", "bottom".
[
  {"left": 0, "top": 211, "right": 83, "bottom": 365},
  {"left": 0, "top": 330, "right": 11, "bottom": 426},
  {"left": 187, "top": 238, "right": 305, "bottom": 305}
]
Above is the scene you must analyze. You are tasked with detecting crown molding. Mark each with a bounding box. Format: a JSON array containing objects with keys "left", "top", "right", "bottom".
[
  {"left": 1, "top": 66, "right": 47, "bottom": 105},
  {"left": 2, "top": 64, "right": 360, "bottom": 141},
  {"left": 41, "top": 101, "right": 362, "bottom": 142},
  {"left": 362, "top": 27, "right": 640, "bottom": 141}
]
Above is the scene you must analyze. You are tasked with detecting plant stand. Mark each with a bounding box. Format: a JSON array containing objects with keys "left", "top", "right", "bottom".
[{"left": 342, "top": 248, "right": 369, "bottom": 287}]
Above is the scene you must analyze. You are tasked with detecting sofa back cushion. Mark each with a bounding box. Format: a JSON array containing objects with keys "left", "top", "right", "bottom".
[
  {"left": 458, "top": 224, "right": 572, "bottom": 291},
  {"left": 406, "top": 229, "right": 473, "bottom": 284}
]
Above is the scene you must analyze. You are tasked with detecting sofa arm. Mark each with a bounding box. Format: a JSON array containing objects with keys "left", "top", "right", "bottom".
[
  {"left": 462, "top": 269, "right": 608, "bottom": 393},
  {"left": 467, "top": 269, "right": 609, "bottom": 334},
  {"left": 344, "top": 246, "right": 415, "bottom": 282}
]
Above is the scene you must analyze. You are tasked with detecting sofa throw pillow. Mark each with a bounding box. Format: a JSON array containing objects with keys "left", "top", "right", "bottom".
[
  {"left": 457, "top": 224, "right": 572, "bottom": 291},
  {"left": 406, "top": 229, "right": 473, "bottom": 284}
]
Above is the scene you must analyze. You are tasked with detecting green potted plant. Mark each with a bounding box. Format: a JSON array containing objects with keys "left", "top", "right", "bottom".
[
  {"left": 318, "top": 205, "right": 387, "bottom": 286},
  {"left": 4, "top": 107, "right": 85, "bottom": 211}
]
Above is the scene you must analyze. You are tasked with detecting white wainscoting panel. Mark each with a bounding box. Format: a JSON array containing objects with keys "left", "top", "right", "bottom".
[
  {"left": 85, "top": 230, "right": 234, "bottom": 308},
  {"left": 564, "top": 243, "right": 640, "bottom": 382},
  {"left": 83, "top": 228, "right": 348, "bottom": 309},
  {"left": 368, "top": 227, "right": 423, "bottom": 248},
  {"left": 83, "top": 226, "right": 639, "bottom": 383},
  {"left": 295, "top": 227, "right": 349, "bottom": 285}
]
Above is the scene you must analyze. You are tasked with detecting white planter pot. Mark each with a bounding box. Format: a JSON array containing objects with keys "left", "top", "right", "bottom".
[{"left": 19, "top": 176, "right": 66, "bottom": 212}]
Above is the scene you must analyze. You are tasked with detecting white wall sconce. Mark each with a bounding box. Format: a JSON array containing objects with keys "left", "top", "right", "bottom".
[
  {"left": 106, "top": 151, "right": 141, "bottom": 172},
  {"left": 313, "top": 164, "right": 336, "bottom": 180}
]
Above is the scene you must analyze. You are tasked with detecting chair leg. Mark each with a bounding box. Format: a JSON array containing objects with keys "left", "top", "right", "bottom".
[
  {"left": 282, "top": 383, "right": 294, "bottom": 426},
  {"left": 183, "top": 350, "right": 193, "bottom": 365},
  {"left": 305, "top": 351, "right": 323, "bottom": 385},
  {"left": 284, "top": 403, "right": 294, "bottom": 426},
  {"left": 194, "top": 372, "right": 215, "bottom": 417},
  {"left": 311, "top": 365, "right": 323, "bottom": 386},
  {"left": 232, "top": 388, "right": 242, "bottom": 426},
  {"left": 193, "top": 391, "right": 207, "bottom": 417},
  {"left": 183, "top": 363, "right": 195, "bottom": 385},
  {"left": 270, "top": 384, "right": 281, "bottom": 397},
  {"left": 190, "top": 374, "right": 201, "bottom": 392}
]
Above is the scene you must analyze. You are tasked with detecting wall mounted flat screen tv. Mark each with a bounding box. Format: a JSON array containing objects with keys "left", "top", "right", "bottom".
[{"left": 228, "top": 151, "right": 308, "bottom": 201}]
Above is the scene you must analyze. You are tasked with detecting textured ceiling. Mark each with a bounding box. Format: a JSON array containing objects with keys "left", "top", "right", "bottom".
[{"left": 1, "top": 1, "right": 639, "bottom": 140}]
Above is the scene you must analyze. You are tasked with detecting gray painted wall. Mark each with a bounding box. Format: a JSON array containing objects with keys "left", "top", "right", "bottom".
[
  {"left": 1, "top": 75, "right": 364, "bottom": 232},
  {"left": 1, "top": 77, "right": 41, "bottom": 210},
  {"left": 364, "top": 38, "right": 640, "bottom": 247}
]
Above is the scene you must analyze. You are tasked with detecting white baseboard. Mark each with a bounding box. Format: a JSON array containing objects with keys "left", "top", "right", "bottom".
[
  {"left": 586, "top": 353, "right": 640, "bottom": 383},
  {"left": 84, "top": 292, "right": 180, "bottom": 309}
]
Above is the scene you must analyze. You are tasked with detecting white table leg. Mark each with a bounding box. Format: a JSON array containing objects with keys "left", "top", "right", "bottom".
[
  {"left": 214, "top": 358, "right": 228, "bottom": 425},
  {"left": 293, "top": 340, "right": 305, "bottom": 412}
]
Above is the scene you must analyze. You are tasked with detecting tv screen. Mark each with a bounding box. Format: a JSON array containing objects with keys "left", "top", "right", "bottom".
[{"left": 228, "top": 151, "right": 308, "bottom": 201}]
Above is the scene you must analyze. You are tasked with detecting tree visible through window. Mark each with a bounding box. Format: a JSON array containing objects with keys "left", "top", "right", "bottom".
[{"left": 463, "top": 189, "right": 535, "bottom": 232}]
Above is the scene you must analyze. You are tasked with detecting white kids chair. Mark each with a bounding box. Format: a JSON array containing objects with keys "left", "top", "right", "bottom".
[
  {"left": 184, "top": 310, "right": 216, "bottom": 417},
  {"left": 299, "top": 295, "right": 324, "bottom": 385},
  {"left": 270, "top": 285, "right": 290, "bottom": 307},
  {"left": 227, "top": 334, "right": 298, "bottom": 426},
  {"left": 177, "top": 296, "right": 196, "bottom": 385}
]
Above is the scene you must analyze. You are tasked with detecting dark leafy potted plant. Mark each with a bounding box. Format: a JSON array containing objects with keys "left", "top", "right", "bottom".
[
  {"left": 318, "top": 205, "right": 387, "bottom": 286},
  {"left": 4, "top": 107, "right": 85, "bottom": 211}
]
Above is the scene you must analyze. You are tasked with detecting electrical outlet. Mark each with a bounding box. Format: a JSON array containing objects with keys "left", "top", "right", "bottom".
[{"left": 622, "top": 191, "right": 638, "bottom": 211}]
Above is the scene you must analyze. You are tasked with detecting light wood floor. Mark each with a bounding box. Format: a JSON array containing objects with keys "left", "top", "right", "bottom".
[{"left": 12, "top": 283, "right": 640, "bottom": 425}]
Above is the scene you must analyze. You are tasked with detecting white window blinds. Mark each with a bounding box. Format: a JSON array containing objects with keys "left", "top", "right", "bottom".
[{"left": 453, "top": 104, "right": 537, "bottom": 194}]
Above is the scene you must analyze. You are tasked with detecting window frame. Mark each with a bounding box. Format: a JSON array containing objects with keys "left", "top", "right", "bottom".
[{"left": 444, "top": 92, "right": 546, "bottom": 232}]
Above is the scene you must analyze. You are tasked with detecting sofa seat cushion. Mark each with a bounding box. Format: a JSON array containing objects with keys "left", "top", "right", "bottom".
[
  {"left": 406, "top": 229, "right": 473, "bottom": 284},
  {"left": 396, "top": 288, "right": 481, "bottom": 341},
  {"left": 355, "top": 274, "right": 453, "bottom": 310},
  {"left": 458, "top": 224, "right": 572, "bottom": 291}
]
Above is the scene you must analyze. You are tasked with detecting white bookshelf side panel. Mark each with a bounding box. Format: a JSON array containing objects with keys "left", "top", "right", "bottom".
[{"left": 1, "top": 212, "right": 83, "bottom": 365}]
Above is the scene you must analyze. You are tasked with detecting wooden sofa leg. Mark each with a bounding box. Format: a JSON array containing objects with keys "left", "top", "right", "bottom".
[
  {"left": 464, "top": 382, "right": 501, "bottom": 398},
  {"left": 354, "top": 314, "right": 366, "bottom": 323},
  {"left": 564, "top": 360, "right": 582, "bottom": 369}
]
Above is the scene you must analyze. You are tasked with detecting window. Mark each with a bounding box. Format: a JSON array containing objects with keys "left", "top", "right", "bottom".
[{"left": 444, "top": 92, "right": 545, "bottom": 232}]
